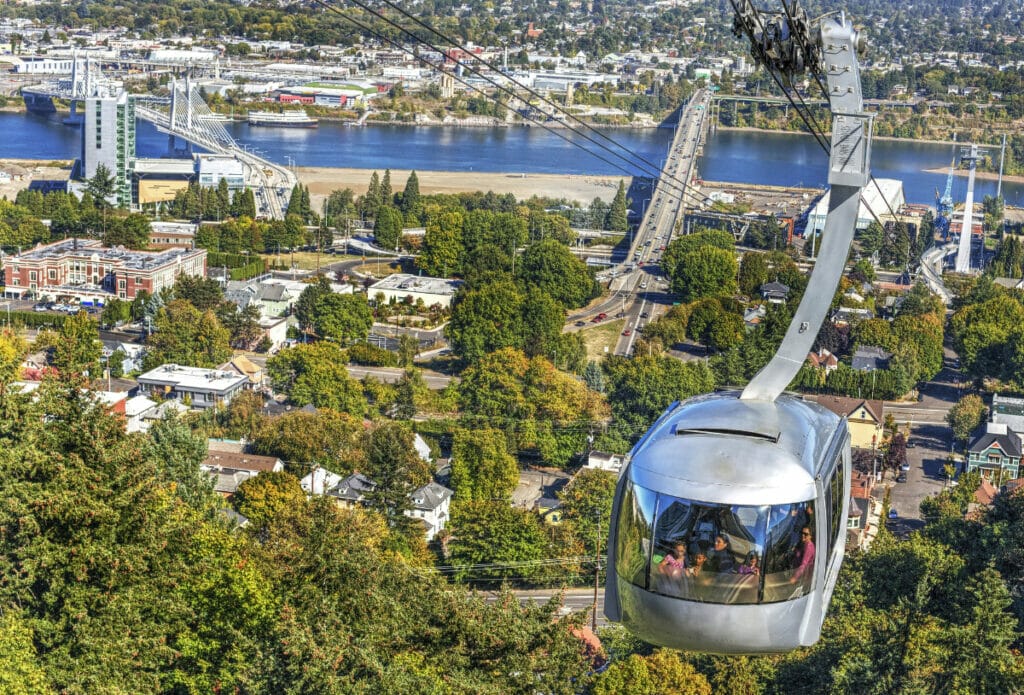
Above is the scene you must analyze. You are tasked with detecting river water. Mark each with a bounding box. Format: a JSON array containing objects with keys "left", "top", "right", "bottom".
[{"left": 6, "top": 111, "right": 1021, "bottom": 207}]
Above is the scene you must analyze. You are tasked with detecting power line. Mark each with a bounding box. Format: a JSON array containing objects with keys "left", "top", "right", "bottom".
[
  {"left": 309, "top": 0, "right": 707, "bottom": 208},
  {"left": 368, "top": 0, "right": 703, "bottom": 205}
]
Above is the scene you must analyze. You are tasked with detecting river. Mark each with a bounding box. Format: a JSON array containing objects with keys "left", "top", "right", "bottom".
[{"left": 5, "top": 111, "right": 1021, "bottom": 207}]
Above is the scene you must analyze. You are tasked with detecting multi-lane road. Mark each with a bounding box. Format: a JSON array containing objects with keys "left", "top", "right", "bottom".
[{"left": 593, "top": 88, "right": 713, "bottom": 356}]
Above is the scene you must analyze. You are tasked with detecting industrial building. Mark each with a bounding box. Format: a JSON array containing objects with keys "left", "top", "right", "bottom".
[{"left": 805, "top": 178, "right": 905, "bottom": 235}]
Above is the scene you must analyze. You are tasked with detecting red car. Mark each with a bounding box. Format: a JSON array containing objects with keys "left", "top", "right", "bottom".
[{"left": 622, "top": 328, "right": 632, "bottom": 336}]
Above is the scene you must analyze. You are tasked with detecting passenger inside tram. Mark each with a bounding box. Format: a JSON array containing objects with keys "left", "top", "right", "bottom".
[{"left": 619, "top": 482, "right": 819, "bottom": 605}]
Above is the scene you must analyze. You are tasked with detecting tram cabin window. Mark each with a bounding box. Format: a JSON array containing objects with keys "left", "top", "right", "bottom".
[{"left": 615, "top": 483, "right": 817, "bottom": 605}]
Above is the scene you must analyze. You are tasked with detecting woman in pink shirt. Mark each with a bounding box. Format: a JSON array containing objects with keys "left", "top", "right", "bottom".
[{"left": 790, "top": 527, "right": 815, "bottom": 585}]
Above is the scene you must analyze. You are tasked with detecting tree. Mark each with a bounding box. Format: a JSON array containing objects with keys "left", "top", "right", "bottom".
[
  {"left": 312, "top": 292, "right": 373, "bottom": 345},
  {"left": 85, "top": 163, "right": 116, "bottom": 207},
  {"left": 250, "top": 409, "right": 366, "bottom": 474},
  {"left": 294, "top": 275, "right": 332, "bottom": 333},
  {"left": 144, "top": 299, "right": 231, "bottom": 369},
  {"left": 417, "top": 211, "right": 465, "bottom": 277},
  {"left": 373, "top": 204, "right": 404, "bottom": 250},
  {"left": 447, "top": 281, "right": 525, "bottom": 363},
  {"left": 100, "top": 297, "right": 130, "bottom": 327},
  {"left": 519, "top": 238, "right": 600, "bottom": 309},
  {"left": 607, "top": 179, "right": 630, "bottom": 232},
  {"left": 363, "top": 421, "right": 431, "bottom": 530},
  {"left": 603, "top": 355, "right": 716, "bottom": 435},
  {"left": 362, "top": 171, "right": 382, "bottom": 219},
  {"left": 174, "top": 274, "right": 224, "bottom": 312},
  {"left": 447, "top": 500, "right": 553, "bottom": 583},
  {"left": 0, "top": 612, "right": 49, "bottom": 694},
  {"left": 380, "top": 168, "right": 393, "bottom": 205},
  {"left": 947, "top": 394, "right": 987, "bottom": 444},
  {"left": 400, "top": 170, "right": 420, "bottom": 217},
  {"left": 738, "top": 251, "right": 770, "bottom": 296},
  {"left": 671, "top": 245, "right": 738, "bottom": 302},
  {"left": 234, "top": 470, "right": 307, "bottom": 531},
  {"left": 266, "top": 342, "right": 367, "bottom": 415},
  {"left": 559, "top": 468, "right": 617, "bottom": 558},
  {"left": 450, "top": 427, "right": 518, "bottom": 501},
  {"left": 51, "top": 309, "right": 101, "bottom": 377}
]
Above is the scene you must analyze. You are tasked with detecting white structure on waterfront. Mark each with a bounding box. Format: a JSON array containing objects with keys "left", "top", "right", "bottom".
[{"left": 805, "top": 178, "right": 905, "bottom": 235}]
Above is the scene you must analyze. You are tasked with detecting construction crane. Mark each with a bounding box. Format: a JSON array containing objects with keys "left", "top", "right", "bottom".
[{"left": 935, "top": 142, "right": 956, "bottom": 241}]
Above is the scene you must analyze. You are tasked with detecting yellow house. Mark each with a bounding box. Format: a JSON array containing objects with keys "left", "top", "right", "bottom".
[{"left": 806, "top": 396, "right": 884, "bottom": 449}]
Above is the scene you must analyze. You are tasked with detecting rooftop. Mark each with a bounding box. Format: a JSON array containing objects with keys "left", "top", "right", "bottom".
[
  {"left": 137, "top": 363, "right": 249, "bottom": 391},
  {"left": 10, "top": 239, "right": 204, "bottom": 271},
  {"left": 368, "top": 273, "right": 463, "bottom": 296}
]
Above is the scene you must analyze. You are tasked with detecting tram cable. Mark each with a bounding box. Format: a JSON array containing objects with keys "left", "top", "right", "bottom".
[
  {"left": 357, "top": 0, "right": 703, "bottom": 206},
  {"left": 730, "top": 0, "right": 908, "bottom": 236},
  {"left": 308, "top": 0, "right": 708, "bottom": 208}
]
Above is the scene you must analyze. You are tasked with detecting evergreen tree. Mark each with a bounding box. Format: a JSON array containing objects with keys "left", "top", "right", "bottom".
[
  {"left": 381, "top": 168, "right": 393, "bottom": 205},
  {"left": 363, "top": 171, "right": 382, "bottom": 219},
  {"left": 400, "top": 170, "right": 420, "bottom": 217},
  {"left": 607, "top": 179, "right": 630, "bottom": 233}
]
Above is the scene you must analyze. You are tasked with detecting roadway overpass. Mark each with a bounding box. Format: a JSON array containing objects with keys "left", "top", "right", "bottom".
[{"left": 568, "top": 88, "right": 713, "bottom": 356}]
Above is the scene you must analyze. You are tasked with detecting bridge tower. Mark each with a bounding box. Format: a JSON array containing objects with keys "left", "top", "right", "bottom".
[{"left": 953, "top": 144, "right": 984, "bottom": 273}]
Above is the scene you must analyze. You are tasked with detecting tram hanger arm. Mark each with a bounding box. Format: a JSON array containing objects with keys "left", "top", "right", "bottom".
[{"left": 741, "top": 13, "right": 872, "bottom": 403}]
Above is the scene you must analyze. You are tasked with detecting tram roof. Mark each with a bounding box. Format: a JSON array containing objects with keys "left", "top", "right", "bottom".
[{"left": 627, "top": 393, "right": 845, "bottom": 506}]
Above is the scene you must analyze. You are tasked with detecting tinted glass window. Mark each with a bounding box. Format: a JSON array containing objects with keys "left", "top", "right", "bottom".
[{"left": 618, "top": 484, "right": 817, "bottom": 605}]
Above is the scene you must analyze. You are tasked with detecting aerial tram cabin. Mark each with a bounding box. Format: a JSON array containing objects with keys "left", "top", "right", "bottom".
[
  {"left": 605, "top": 5, "right": 872, "bottom": 653},
  {"left": 605, "top": 394, "right": 850, "bottom": 652}
]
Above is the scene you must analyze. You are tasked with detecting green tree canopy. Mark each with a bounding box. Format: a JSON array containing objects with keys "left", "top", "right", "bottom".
[{"left": 266, "top": 342, "right": 367, "bottom": 415}]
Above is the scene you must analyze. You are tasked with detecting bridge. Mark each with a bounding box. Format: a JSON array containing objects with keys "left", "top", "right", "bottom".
[{"left": 22, "top": 57, "right": 295, "bottom": 219}]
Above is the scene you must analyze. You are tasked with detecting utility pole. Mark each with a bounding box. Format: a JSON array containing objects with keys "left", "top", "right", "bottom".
[{"left": 592, "top": 509, "right": 601, "bottom": 631}]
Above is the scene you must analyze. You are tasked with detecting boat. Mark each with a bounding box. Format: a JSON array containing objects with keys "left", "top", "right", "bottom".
[{"left": 247, "top": 110, "right": 318, "bottom": 128}]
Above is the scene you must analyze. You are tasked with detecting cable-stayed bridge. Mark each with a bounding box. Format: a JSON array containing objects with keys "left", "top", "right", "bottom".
[{"left": 22, "top": 58, "right": 295, "bottom": 219}]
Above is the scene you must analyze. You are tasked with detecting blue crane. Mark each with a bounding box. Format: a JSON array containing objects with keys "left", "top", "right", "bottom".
[{"left": 935, "top": 156, "right": 955, "bottom": 240}]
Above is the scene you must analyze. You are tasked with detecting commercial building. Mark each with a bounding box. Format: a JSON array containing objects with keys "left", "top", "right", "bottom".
[
  {"left": 2, "top": 239, "right": 206, "bottom": 302},
  {"left": 367, "top": 273, "right": 463, "bottom": 309},
  {"left": 148, "top": 221, "right": 198, "bottom": 249},
  {"left": 196, "top": 154, "right": 245, "bottom": 192},
  {"left": 136, "top": 364, "right": 249, "bottom": 410},
  {"left": 81, "top": 92, "right": 136, "bottom": 208}
]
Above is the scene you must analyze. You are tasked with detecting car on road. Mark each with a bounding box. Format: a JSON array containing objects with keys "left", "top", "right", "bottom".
[
  {"left": 640, "top": 311, "right": 649, "bottom": 318},
  {"left": 897, "top": 473, "right": 907, "bottom": 483},
  {"left": 575, "top": 320, "right": 586, "bottom": 327},
  {"left": 900, "top": 463, "right": 911, "bottom": 472},
  {"left": 33, "top": 303, "right": 48, "bottom": 312},
  {"left": 888, "top": 508, "right": 898, "bottom": 519},
  {"left": 640, "top": 282, "right": 648, "bottom": 289},
  {"left": 622, "top": 329, "right": 632, "bottom": 336}
]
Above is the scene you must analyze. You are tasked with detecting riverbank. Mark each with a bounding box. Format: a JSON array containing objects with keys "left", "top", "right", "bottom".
[
  {"left": 922, "top": 166, "right": 1024, "bottom": 185},
  {"left": 716, "top": 125, "right": 958, "bottom": 146},
  {"left": 294, "top": 166, "right": 627, "bottom": 208}
]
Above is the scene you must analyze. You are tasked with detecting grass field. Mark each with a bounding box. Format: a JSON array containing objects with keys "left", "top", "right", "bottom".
[{"left": 578, "top": 319, "right": 625, "bottom": 362}]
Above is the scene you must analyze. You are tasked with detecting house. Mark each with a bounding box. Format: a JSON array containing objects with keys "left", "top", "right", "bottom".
[
  {"left": 851, "top": 346, "right": 892, "bottom": 372},
  {"left": 743, "top": 304, "right": 766, "bottom": 329},
  {"left": 831, "top": 307, "right": 874, "bottom": 327},
  {"left": 536, "top": 496, "right": 564, "bottom": 524},
  {"left": 805, "top": 395, "right": 883, "bottom": 449},
  {"left": 101, "top": 340, "right": 145, "bottom": 375},
  {"left": 806, "top": 348, "right": 839, "bottom": 374},
  {"left": 136, "top": 363, "right": 249, "bottom": 409},
  {"left": 200, "top": 450, "right": 284, "bottom": 497},
  {"left": 967, "top": 422, "right": 1022, "bottom": 484},
  {"left": 218, "top": 355, "right": 264, "bottom": 388},
  {"left": 586, "top": 450, "right": 626, "bottom": 475},
  {"left": 759, "top": 281, "right": 790, "bottom": 304},
  {"left": 300, "top": 469, "right": 453, "bottom": 541},
  {"left": 124, "top": 394, "right": 158, "bottom": 433}
]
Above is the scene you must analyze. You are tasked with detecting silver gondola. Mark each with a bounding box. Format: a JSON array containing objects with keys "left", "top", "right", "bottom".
[{"left": 604, "top": 9, "right": 872, "bottom": 653}]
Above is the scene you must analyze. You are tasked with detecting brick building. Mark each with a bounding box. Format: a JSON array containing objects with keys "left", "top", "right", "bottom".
[{"left": 2, "top": 239, "right": 206, "bottom": 302}]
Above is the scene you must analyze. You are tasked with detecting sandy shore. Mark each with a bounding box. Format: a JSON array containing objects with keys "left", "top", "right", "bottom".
[
  {"left": 294, "top": 166, "right": 628, "bottom": 209},
  {"left": 922, "top": 166, "right": 1024, "bottom": 184}
]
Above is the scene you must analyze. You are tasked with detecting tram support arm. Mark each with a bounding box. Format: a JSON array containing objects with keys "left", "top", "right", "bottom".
[{"left": 741, "top": 14, "right": 872, "bottom": 402}]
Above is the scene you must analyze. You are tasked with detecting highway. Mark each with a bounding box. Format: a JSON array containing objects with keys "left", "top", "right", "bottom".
[{"left": 608, "top": 88, "right": 713, "bottom": 356}]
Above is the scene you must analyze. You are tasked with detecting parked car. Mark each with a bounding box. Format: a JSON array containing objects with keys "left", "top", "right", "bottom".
[
  {"left": 901, "top": 463, "right": 911, "bottom": 472},
  {"left": 897, "top": 473, "right": 907, "bottom": 483},
  {"left": 888, "top": 508, "right": 898, "bottom": 519},
  {"left": 32, "top": 303, "right": 48, "bottom": 312},
  {"left": 622, "top": 328, "right": 632, "bottom": 336}
]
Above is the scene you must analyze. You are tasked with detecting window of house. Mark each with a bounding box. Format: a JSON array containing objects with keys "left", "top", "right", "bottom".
[
  {"left": 48, "top": 269, "right": 56, "bottom": 280},
  {"left": 29, "top": 271, "right": 36, "bottom": 281},
  {"left": 118, "top": 279, "right": 126, "bottom": 289}
]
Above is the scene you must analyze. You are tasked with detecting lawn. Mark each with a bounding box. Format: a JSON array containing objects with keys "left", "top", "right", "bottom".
[{"left": 578, "top": 319, "right": 626, "bottom": 362}]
